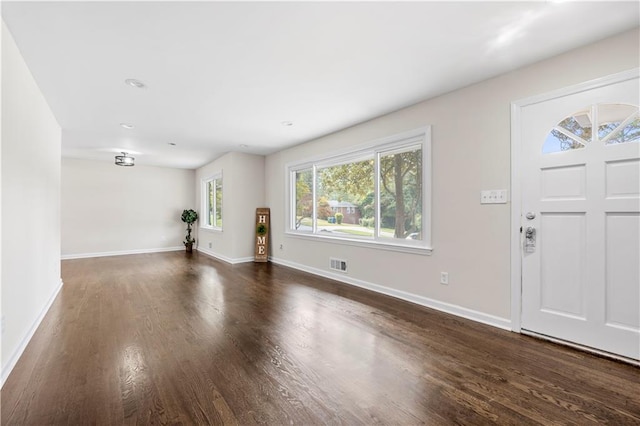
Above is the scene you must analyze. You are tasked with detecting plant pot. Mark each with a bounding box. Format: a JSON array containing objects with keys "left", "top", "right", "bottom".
[{"left": 185, "top": 243, "right": 193, "bottom": 253}]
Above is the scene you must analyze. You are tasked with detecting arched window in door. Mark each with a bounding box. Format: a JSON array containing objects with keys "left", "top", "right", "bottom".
[{"left": 542, "top": 103, "right": 639, "bottom": 154}]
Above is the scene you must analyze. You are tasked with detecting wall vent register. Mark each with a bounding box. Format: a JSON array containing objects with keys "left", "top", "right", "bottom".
[{"left": 330, "top": 258, "right": 348, "bottom": 273}]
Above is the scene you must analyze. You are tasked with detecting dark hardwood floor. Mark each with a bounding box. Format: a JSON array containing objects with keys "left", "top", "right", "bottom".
[{"left": 2, "top": 252, "right": 639, "bottom": 425}]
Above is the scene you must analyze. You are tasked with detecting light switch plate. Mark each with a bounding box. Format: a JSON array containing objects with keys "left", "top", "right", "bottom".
[{"left": 481, "top": 189, "right": 508, "bottom": 204}]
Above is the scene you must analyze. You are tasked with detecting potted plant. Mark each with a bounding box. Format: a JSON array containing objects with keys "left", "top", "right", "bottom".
[{"left": 181, "top": 209, "right": 198, "bottom": 252}]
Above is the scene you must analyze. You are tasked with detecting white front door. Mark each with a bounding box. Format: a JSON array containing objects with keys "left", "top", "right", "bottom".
[{"left": 519, "top": 74, "right": 640, "bottom": 360}]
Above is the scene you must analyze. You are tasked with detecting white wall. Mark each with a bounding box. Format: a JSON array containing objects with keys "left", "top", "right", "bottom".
[
  {"left": 0, "top": 19, "right": 4, "bottom": 386},
  {"left": 265, "top": 28, "right": 640, "bottom": 325},
  {"left": 61, "top": 158, "right": 195, "bottom": 257},
  {"left": 1, "top": 21, "right": 62, "bottom": 385},
  {"left": 196, "top": 152, "right": 265, "bottom": 262}
]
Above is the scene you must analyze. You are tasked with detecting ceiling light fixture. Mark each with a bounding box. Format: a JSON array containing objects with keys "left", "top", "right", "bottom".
[
  {"left": 120, "top": 123, "right": 134, "bottom": 129},
  {"left": 125, "top": 78, "right": 145, "bottom": 89},
  {"left": 239, "top": 144, "right": 248, "bottom": 148},
  {"left": 168, "top": 142, "right": 176, "bottom": 146},
  {"left": 281, "top": 121, "right": 293, "bottom": 127},
  {"left": 115, "top": 152, "right": 135, "bottom": 167}
]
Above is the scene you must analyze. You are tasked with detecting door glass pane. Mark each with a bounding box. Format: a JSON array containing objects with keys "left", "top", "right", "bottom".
[
  {"left": 542, "top": 130, "right": 586, "bottom": 153},
  {"left": 558, "top": 109, "right": 592, "bottom": 142},
  {"left": 316, "top": 159, "right": 374, "bottom": 237},
  {"left": 597, "top": 104, "right": 636, "bottom": 140},
  {"left": 598, "top": 104, "right": 640, "bottom": 145},
  {"left": 543, "top": 109, "right": 591, "bottom": 154},
  {"left": 379, "top": 147, "right": 422, "bottom": 240},
  {"left": 607, "top": 118, "right": 640, "bottom": 145},
  {"left": 294, "top": 169, "right": 313, "bottom": 231}
]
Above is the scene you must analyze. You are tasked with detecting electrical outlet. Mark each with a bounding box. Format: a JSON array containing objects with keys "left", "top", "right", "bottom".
[
  {"left": 208, "top": 242, "right": 212, "bottom": 248},
  {"left": 279, "top": 244, "right": 283, "bottom": 250},
  {"left": 440, "top": 272, "right": 449, "bottom": 285}
]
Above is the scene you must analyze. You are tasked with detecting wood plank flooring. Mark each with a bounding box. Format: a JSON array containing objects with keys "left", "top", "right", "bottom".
[{"left": 2, "top": 251, "right": 639, "bottom": 425}]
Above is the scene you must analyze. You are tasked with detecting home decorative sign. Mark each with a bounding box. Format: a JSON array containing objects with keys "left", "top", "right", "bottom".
[{"left": 254, "top": 208, "right": 270, "bottom": 262}]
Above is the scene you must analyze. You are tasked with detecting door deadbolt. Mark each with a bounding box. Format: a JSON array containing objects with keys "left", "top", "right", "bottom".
[{"left": 524, "top": 226, "right": 536, "bottom": 253}]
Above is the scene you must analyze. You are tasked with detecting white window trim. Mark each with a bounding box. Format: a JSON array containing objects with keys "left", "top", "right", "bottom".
[
  {"left": 201, "top": 171, "right": 223, "bottom": 231},
  {"left": 285, "top": 126, "right": 432, "bottom": 255}
]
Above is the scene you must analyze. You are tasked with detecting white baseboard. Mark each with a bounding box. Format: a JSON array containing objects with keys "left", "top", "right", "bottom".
[
  {"left": 269, "top": 257, "right": 511, "bottom": 331},
  {"left": 196, "top": 247, "right": 254, "bottom": 265},
  {"left": 1, "top": 278, "right": 64, "bottom": 388},
  {"left": 61, "top": 246, "right": 184, "bottom": 260}
]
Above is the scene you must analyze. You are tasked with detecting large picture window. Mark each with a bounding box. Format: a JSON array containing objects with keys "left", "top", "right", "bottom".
[
  {"left": 202, "top": 173, "right": 222, "bottom": 229},
  {"left": 288, "top": 127, "right": 431, "bottom": 253}
]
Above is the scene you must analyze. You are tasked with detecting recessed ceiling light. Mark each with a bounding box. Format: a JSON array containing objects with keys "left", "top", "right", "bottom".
[
  {"left": 125, "top": 78, "right": 145, "bottom": 89},
  {"left": 168, "top": 142, "right": 176, "bottom": 146},
  {"left": 281, "top": 121, "right": 293, "bottom": 127},
  {"left": 120, "top": 123, "right": 134, "bottom": 129},
  {"left": 239, "top": 144, "right": 248, "bottom": 148}
]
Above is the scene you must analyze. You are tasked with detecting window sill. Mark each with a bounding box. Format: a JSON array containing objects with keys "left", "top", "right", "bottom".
[
  {"left": 284, "top": 231, "right": 432, "bottom": 256},
  {"left": 200, "top": 226, "right": 223, "bottom": 233}
]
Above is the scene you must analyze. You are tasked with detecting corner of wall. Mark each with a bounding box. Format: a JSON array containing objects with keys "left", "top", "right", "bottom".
[{"left": 1, "top": 19, "right": 62, "bottom": 385}]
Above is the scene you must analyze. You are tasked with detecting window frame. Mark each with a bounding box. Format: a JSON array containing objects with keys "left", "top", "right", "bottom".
[
  {"left": 201, "top": 172, "right": 223, "bottom": 231},
  {"left": 286, "top": 126, "right": 432, "bottom": 255}
]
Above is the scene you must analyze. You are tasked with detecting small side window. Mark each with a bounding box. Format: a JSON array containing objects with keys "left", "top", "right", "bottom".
[{"left": 202, "top": 173, "right": 222, "bottom": 229}]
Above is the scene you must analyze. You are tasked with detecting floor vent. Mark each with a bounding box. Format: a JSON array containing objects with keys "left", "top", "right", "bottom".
[{"left": 330, "top": 258, "right": 348, "bottom": 273}]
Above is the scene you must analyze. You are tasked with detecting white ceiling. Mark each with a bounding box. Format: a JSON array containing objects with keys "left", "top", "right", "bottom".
[{"left": 3, "top": 1, "right": 639, "bottom": 169}]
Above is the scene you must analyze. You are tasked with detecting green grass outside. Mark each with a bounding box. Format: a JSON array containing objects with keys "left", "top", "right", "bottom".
[
  {"left": 298, "top": 216, "right": 395, "bottom": 235},
  {"left": 333, "top": 228, "right": 374, "bottom": 236}
]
